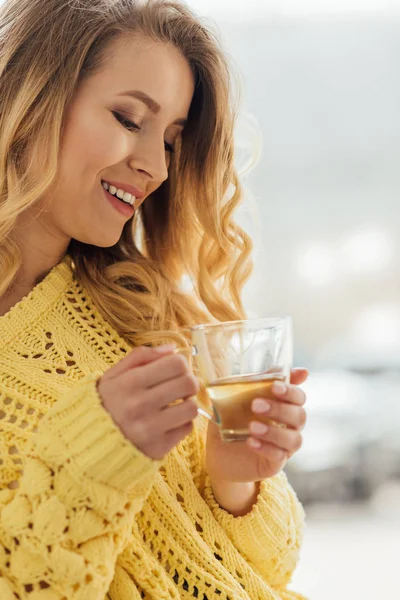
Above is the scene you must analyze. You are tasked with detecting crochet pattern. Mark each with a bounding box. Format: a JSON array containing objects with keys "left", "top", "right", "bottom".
[{"left": 0, "top": 256, "right": 305, "bottom": 599}]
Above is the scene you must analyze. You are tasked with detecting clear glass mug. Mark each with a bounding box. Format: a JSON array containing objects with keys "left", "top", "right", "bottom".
[{"left": 176, "top": 316, "right": 293, "bottom": 442}]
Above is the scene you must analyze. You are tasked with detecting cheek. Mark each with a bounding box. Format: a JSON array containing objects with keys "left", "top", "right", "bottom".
[{"left": 59, "top": 109, "right": 130, "bottom": 180}]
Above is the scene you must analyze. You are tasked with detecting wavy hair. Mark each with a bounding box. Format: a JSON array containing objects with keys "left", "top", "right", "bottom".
[{"left": 0, "top": 0, "right": 254, "bottom": 352}]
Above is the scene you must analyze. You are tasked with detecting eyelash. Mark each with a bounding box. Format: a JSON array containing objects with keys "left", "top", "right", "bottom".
[{"left": 112, "top": 111, "right": 175, "bottom": 153}]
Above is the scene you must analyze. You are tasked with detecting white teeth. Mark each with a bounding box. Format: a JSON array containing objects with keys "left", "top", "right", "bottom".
[
  {"left": 102, "top": 181, "right": 136, "bottom": 207},
  {"left": 122, "top": 191, "right": 133, "bottom": 204}
]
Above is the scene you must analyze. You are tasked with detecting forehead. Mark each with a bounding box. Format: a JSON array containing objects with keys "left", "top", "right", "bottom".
[{"left": 93, "top": 34, "right": 195, "bottom": 117}]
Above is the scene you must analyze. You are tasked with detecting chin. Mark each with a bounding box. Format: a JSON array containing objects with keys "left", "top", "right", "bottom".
[
  {"left": 94, "top": 236, "right": 123, "bottom": 248},
  {"left": 74, "top": 231, "right": 123, "bottom": 249},
  {"left": 72, "top": 215, "right": 133, "bottom": 249}
]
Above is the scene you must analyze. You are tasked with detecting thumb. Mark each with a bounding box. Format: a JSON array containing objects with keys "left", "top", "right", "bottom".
[
  {"left": 290, "top": 368, "right": 309, "bottom": 386},
  {"left": 106, "top": 343, "right": 177, "bottom": 381}
]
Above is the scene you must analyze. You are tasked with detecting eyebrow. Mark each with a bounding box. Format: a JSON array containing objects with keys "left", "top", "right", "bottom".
[{"left": 116, "top": 89, "right": 187, "bottom": 127}]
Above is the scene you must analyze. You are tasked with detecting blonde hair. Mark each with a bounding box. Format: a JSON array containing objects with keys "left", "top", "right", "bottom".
[{"left": 0, "top": 0, "right": 254, "bottom": 350}]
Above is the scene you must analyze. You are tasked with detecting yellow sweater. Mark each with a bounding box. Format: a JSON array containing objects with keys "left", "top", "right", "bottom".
[{"left": 0, "top": 255, "right": 306, "bottom": 600}]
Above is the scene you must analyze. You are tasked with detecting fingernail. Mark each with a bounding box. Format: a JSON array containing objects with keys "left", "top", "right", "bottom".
[
  {"left": 252, "top": 398, "right": 271, "bottom": 413},
  {"left": 154, "top": 343, "right": 177, "bottom": 353},
  {"left": 248, "top": 437, "right": 262, "bottom": 449},
  {"left": 250, "top": 421, "right": 269, "bottom": 435},
  {"left": 273, "top": 381, "right": 287, "bottom": 395}
]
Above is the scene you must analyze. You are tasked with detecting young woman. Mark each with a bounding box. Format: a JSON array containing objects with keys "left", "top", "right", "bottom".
[{"left": 0, "top": 1, "right": 308, "bottom": 598}]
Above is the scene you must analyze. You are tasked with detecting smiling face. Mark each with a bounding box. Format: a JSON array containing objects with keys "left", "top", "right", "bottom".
[{"left": 19, "top": 34, "right": 195, "bottom": 251}]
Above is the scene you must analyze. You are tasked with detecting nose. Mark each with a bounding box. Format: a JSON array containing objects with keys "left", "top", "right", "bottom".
[{"left": 129, "top": 133, "right": 169, "bottom": 185}]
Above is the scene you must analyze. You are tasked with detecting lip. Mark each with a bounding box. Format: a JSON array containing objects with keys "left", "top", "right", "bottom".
[
  {"left": 101, "top": 179, "right": 145, "bottom": 200},
  {"left": 103, "top": 187, "right": 135, "bottom": 217}
]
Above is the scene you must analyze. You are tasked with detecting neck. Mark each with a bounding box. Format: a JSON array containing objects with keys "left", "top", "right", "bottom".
[
  {"left": 0, "top": 250, "right": 68, "bottom": 318},
  {"left": 0, "top": 285, "right": 35, "bottom": 317},
  {"left": 9, "top": 206, "right": 71, "bottom": 291}
]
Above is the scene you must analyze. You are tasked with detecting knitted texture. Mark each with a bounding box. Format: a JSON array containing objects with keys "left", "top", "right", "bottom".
[{"left": 0, "top": 255, "right": 306, "bottom": 600}]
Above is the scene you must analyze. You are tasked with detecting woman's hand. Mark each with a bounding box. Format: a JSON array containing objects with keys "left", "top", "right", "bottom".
[
  {"left": 97, "top": 345, "right": 199, "bottom": 460},
  {"left": 205, "top": 369, "right": 308, "bottom": 487}
]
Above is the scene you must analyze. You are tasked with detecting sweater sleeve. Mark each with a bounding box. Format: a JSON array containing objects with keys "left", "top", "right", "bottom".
[
  {"left": 0, "top": 371, "right": 161, "bottom": 600},
  {"left": 203, "top": 471, "right": 306, "bottom": 599},
  {"left": 188, "top": 415, "right": 306, "bottom": 598}
]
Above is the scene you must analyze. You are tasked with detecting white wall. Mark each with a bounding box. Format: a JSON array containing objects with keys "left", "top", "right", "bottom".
[{"left": 187, "top": 1, "right": 400, "bottom": 369}]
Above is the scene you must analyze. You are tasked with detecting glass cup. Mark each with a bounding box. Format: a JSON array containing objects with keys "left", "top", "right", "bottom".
[{"left": 177, "top": 316, "right": 293, "bottom": 442}]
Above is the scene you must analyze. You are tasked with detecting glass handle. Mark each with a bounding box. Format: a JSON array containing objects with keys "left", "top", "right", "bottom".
[
  {"left": 196, "top": 404, "right": 216, "bottom": 422},
  {"left": 173, "top": 346, "right": 217, "bottom": 423}
]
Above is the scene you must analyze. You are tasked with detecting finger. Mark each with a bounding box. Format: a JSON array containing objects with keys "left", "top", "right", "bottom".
[
  {"left": 150, "top": 421, "right": 194, "bottom": 460},
  {"left": 247, "top": 438, "right": 287, "bottom": 462},
  {"left": 164, "top": 421, "right": 194, "bottom": 452},
  {"left": 106, "top": 344, "right": 177, "bottom": 380},
  {"left": 290, "top": 368, "right": 309, "bottom": 385},
  {"left": 252, "top": 398, "right": 306, "bottom": 430},
  {"left": 271, "top": 381, "right": 306, "bottom": 406},
  {"left": 143, "top": 372, "right": 200, "bottom": 409},
  {"left": 160, "top": 397, "right": 199, "bottom": 433},
  {"left": 249, "top": 421, "right": 303, "bottom": 454},
  {"left": 132, "top": 352, "right": 192, "bottom": 389}
]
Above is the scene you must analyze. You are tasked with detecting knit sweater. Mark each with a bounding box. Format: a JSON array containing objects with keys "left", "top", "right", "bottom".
[{"left": 0, "top": 254, "right": 306, "bottom": 600}]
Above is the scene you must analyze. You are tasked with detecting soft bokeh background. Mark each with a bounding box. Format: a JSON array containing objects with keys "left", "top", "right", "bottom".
[{"left": 187, "top": 1, "right": 400, "bottom": 598}]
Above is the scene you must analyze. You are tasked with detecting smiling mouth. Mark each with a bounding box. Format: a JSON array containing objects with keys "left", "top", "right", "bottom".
[{"left": 101, "top": 180, "right": 136, "bottom": 207}]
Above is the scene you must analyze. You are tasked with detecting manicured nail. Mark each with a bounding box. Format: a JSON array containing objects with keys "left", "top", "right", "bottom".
[
  {"left": 252, "top": 398, "right": 271, "bottom": 413},
  {"left": 250, "top": 421, "right": 269, "bottom": 435},
  {"left": 154, "top": 343, "right": 177, "bottom": 353},
  {"left": 248, "top": 437, "right": 262, "bottom": 449},
  {"left": 273, "top": 381, "right": 287, "bottom": 395}
]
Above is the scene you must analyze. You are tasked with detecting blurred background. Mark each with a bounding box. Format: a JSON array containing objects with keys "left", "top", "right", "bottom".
[{"left": 187, "top": 1, "right": 400, "bottom": 598}]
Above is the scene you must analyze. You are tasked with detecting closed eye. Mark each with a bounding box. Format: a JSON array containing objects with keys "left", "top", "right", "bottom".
[
  {"left": 112, "top": 110, "right": 140, "bottom": 132},
  {"left": 112, "top": 111, "right": 175, "bottom": 153}
]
